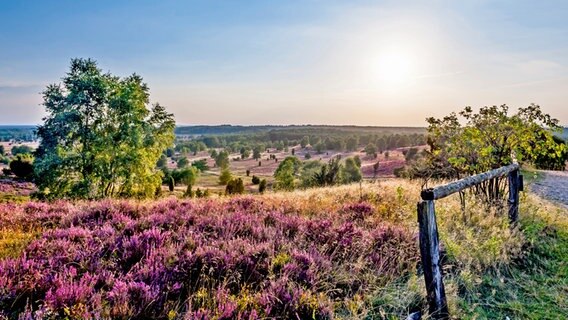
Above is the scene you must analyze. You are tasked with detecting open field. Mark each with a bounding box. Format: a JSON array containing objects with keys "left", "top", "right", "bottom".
[
  {"left": 168, "top": 144, "right": 419, "bottom": 193},
  {"left": 1, "top": 179, "right": 566, "bottom": 318}
]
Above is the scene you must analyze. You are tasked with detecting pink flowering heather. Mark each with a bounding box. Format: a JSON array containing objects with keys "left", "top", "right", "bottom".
[{"left": 0, "top": 197, "right": 418, "bottom": 319}]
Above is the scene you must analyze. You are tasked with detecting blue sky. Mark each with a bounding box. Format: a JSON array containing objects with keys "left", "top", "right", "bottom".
[{"left": 1, "top": 0, "right": 567, "bottom": 125}]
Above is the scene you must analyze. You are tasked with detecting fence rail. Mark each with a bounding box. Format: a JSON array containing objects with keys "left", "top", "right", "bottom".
[{"left": 416, "top": 163, "right": 523, "bottom": 319}]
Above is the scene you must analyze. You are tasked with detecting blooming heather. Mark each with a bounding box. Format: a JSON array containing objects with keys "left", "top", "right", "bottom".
[{"left": 0, "top": 197, "right": 418, "bottom": 319}]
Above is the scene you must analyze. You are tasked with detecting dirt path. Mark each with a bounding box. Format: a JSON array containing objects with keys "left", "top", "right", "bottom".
[{"left": 530, "top": 170, "right": 568, "bottom": 208}]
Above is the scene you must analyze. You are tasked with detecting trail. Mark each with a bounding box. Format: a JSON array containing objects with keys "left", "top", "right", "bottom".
[{"left": 530, "top": 170, "right": 568, "bottom": 208}]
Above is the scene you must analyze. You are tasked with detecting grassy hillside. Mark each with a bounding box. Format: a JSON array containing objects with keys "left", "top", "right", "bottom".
[{"left": 0, "top": 181, "right": 566, "bottom": 319}]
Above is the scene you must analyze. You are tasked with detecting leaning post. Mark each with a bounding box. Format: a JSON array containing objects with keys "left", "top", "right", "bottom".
[
  {"left": 507, "top": 169, "right": 520, "bottom": 223},
  {"left": 417, "top": 200, "right": 449, "bottom": 319}
]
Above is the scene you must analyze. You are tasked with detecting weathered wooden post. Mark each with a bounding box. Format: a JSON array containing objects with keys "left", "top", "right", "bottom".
[
  {"left": 507, "top": 169, "right": 520, "bottom": 223},
  {"left": 417, "top": 200, "right": 449, "bottom": 319}
]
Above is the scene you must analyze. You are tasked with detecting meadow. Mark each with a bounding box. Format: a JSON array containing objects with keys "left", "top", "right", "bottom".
[{"left": 1, "top": 179, "right": 566, "bottom": 319}]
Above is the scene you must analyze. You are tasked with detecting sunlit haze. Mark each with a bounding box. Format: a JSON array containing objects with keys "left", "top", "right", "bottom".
[{"left": 1, "top": 0, "right": 567, "bottom": 125}]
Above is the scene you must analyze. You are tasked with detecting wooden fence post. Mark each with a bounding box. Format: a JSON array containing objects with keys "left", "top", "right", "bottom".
[
  {"left": 508, "top": 169, "right": 520, "bottom": 223},
  {"left": 417, "top": 200, "right": 449, "bottom": 319}
]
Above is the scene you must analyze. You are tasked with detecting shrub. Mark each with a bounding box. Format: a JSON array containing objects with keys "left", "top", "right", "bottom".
[
  {"left": 259, "top": 179, "right": 267, "bottom": 193},
  {"left": 225, "top": 178, "right": 245, "bottom": 195},
  {"left": 252, "top": 175, "right": 260, "bottom": 185},
  {"left": 9, "top": 154, "right": 34, "bottom": 179}
]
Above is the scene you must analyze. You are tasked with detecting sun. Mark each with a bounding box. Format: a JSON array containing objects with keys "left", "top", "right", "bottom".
[{"left": 373, "top": 49, "right": 415, "bottom": 89}]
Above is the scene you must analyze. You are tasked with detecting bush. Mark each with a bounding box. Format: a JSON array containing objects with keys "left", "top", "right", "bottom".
[
  {"left": 259, "top": 179, "right": 267, "bottom": 193},
  {"left": 251, "top": 175, "right": 260, "bottom": 185},
  {"left": 9, "top": 154, "right": 34, "bottom": 179},
  {"left": 225, "top": 178, "right": 245, "bottom": 195},
  {"left": 10, "top": 145, "right": 32, "bottom": 156}
]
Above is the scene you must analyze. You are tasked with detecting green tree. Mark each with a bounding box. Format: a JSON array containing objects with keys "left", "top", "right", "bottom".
[
  {"left": 240, "top": 147, "right": 251, "bottom": 159},
  {"left": 365, "top": 143, "right": 377, "bottom": 158},
  {"left": 192, "top": 159, "right": 209, "bottom": 171},
  {"left": 314, "top": 142, "right": 324, "bottom": 154},
  {"left": 341, "top": 157, "right": 362, "bottom": 183},
  {"left": 215, "top": 150, "right": 230, "bottom": 168},
  {"left": 353, "top": 155, "right": 362, "bottom": 168},
  {"left": 219, "top": 166, "right": 232, "bottom": 185},
  {"left": 178, "top": 166, "right": 199, "bottom": 186},
  {"left": 311, "top": 156, "right": 342, "bottom": 187},
  {"left": 346, "top": 136, "right": 359, "bottom": 151},
  {"left": 425, "top": 104, "right": 566, "bottom": 177},
  {"left": 300, "top": 136, "right": 310, "bottom": 148},
  {"left": 274, "top": 159, "right": 296, "bottom": 191},
  {"left": 177, "top": 157, "right": 189, "bottom": 168},
  {"left": 299, "top": 160, "right": 323, "bottom": 188},
  {"left": 34, "top": 58, "right": 175, "bottom": 199},
  {"left": 253, "top": 146, "right": 262, "bottom": 160},
  {"left": 9, "top": 154, "right": 34, "bottom": 179}
]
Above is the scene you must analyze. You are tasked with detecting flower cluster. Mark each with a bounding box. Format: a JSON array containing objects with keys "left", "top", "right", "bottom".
[{"left": 0, "top": 197, "right": 418, "bottom": 319}]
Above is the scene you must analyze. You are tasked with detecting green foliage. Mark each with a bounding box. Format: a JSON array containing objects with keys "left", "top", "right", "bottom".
[
  {"left": 425, "top": 104, "right": 566, "bottom": 178},
  {"left": 10, "top": 145, "right": 33, "bottom": 156},
  {"left": 274, "top": 156, "right": 301, "bottom": 177},
  {"left": 215, "top": 150, "right": 230, "bottom": 168},
  {"left": 365, "top": 143, "right": 377, "bottom": 158},
  {"left": 225, "top": 178, "right": 245, "bottom": 195},
  {"left": 9, "top": 154, "right": 34, "bottom": 179},
  {"left": 311, "top": 156, "right": 342, "bottom": 187},
  {"left": 251, "top": 175, "right": 260, "bottom": 185},
  {"left": 177, "top": 166, "right": 199, "bottom": 186},
  {"left": 219, "top": 167, "right": 232, "bottom": 185},
  {"left": 532, "top": 135, "right": 568, "bottom": 170},
  {"left": 156, "top": 154, "right": 167, "bottom": 168},
  {"left": 34, "top": 58, "right": 175, "bottom": 199},
  {"left": 274, "top": 158, "right": 297, "bottom": 191},
  {"left": 184, "top": 184, "right": 194, "bottom": 198},
  {"left": 346, "top": 136, "right": 358, "bottom": 151},
  {"left": 252, "top": 146, "right": 262, "bottom": 160},
  {"left": 177, "top": 157, "right": 189, "bottom": 168},
  {"left": 240, "top": 147, "right": 250, "bottom": 159},
  {"left": 299, "top": 160, "right": 323, "bottom": 188},
  {"left": 191, "top": 159, "right": 209, "bottom": 171},
  {"left": 353, "top": 155, "right": 361, "bottom": 168},
  {"left": 300, "top": 136, "right": 309, "bottom": 148},
  {"left": 403, "top": 147, "right": 418, "bottom": 162},
  {"left": 314, "top": 142, "right": 324, "bottom": 154},
  {"left": 341, "top": 157, "right": 362, "bottom": 184},
  {"left": 0, "top": 145, "right": 4, "bottom": 155},
  {"left": 258, "top": 179, "right": 267, "bottom": 193}
]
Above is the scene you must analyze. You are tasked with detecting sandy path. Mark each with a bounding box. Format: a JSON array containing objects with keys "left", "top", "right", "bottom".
[{"left": 530, "top": 170, "right": 568, "bottom": 208}]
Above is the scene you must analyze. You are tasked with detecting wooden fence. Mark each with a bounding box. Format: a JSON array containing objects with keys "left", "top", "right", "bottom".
[{"left": 415, "top": 163, "right": 523, "bottom": 319}]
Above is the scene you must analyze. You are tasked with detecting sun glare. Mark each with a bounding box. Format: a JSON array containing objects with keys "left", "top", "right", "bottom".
[{"left": 373, "top": 49, "right": 415, "bottom": 89}]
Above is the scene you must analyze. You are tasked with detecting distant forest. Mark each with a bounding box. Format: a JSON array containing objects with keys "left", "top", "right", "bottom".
[{"left": 2, "top": 124, "right": 566, "bottom": 143}]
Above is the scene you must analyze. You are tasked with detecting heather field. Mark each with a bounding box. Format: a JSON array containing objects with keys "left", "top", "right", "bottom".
[{"left": 1, "top": 180, "right": 566, "bottom": 319}]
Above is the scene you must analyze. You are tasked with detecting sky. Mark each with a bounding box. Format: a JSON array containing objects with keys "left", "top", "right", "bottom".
[{"left": 1, "top": 0, "right": 567, "bottom": 126}]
